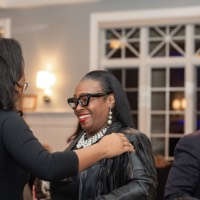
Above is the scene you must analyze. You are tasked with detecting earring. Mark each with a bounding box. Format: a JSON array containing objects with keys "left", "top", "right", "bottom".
[{"left": 107, "top": 106, "right": 112, "bottom": 125}]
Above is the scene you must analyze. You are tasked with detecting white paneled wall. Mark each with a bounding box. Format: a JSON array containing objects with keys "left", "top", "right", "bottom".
[{"left": 23, "top": 112, "right": 78, "bottom": 152}]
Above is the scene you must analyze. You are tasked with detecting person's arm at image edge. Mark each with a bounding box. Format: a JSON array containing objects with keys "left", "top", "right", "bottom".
[{"left": 3, "top": 112, "right": 133, "bottom": 179}]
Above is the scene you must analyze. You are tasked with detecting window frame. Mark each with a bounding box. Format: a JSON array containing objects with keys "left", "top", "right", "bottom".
[{"left": 90, "top": 6, "right": 200, "bottom": 159}]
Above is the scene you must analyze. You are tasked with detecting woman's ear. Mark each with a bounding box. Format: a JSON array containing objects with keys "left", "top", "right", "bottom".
[{"left": 108, "top": 94, "right": 115, "bottom": 107}]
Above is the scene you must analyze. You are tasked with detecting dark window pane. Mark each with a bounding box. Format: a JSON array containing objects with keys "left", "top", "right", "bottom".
[
  {"left": 169, "top": 138, "right": 180, "bottom": 157},
  {"left": 129, "top": 42, "right": 139, "bottom": 52},
  {"left": 151, "top": 138, "right": 165, "bottom": 155},
  {"left": 125, "top": 69, "right": 138, "bottom": 88},
  {"left": 149, "top": 27, "right": 166, "bottom": 37},
  {"left": 126, "top": 91, "right": 138, "bottom": 110},
  {"left": 169, "top": 114, "right": 184, "bottom": 134},
  {"left": 125, "top": 28, "right": 131, "bottom": 34},
  {"left": 108, "top": 69, "right": 122, "bottom": 83},
  {"left": 169, "top": 42, "right": 184, "bottom": 57},
  {"left": 151, "top": 68, "right": 166, "bottom": 87},
  {"left": 170, "top": 68, "right": 185, "bottom": 87},
  {"left": 195, "top": 39, "right": 200, "bottom": 53},
  {"left": 128, "top": 29, "right": 140, "bottom": 38},
  {"left": 172, "top": 26, "right": 185, "bottom": 36},
  {"left": 197, "top": 92, "right": 200, "bottom": 111},
  {"left": 151, "top": 92, "right": 165, "bottom": 110},
  {"left": 197, "top": 115, "right": 200, "bottom": 130},
  {"left": 106, "top": 29, "right": 121, "bottom": 40},
  {"left": 105, "top": 43, "right": 110, "bottom": 55},
  {"left": 195, "top": 25, "right": 200, "bottom": 35},
  {"left": 197, "top": 67, "right": 200, "bottom": 87},
  {"left": 106, "top": 43, "right": 121, "bottom": 55},
  {"left": 170, "top": 91, "right": 185, "bottom": 111},
  {"left": 125, "top": 48, "right": 138, "bottom": 58},
  {"left": 149, "top": 42, "right": 166, "bottom": 57},
  {"left": 110, "top": 49, "right": 121, "bottom": 59},
  {"left": 151, "top": 115, "right": 165, "bottom": 133}
]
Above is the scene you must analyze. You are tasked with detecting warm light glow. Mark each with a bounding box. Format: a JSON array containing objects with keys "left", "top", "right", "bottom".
[
  {"left": 109, "top": 39, "right": 121, "bottom": 49},
  {"left": 36, "top": 70, "right": 56, "bottom": 89},
  {"left": 44, "top": 88, "right": 52, "bottom": 96},
  {"left": 181, "top": 98, "right": 186, "bottom": 110},
  {"left": 172, "top": 99, "right": 181, "bottom": 110},
  {"left": 172, "top": 98, "right": 186, "bottom": 110}
]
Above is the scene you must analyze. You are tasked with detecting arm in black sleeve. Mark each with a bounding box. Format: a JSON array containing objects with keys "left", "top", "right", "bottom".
[
  {"left": 164, "top": 133, "right": 200, "bottom": 200},
  {"left": 2, "top": 112, "right": 78, "bottom": 181}
]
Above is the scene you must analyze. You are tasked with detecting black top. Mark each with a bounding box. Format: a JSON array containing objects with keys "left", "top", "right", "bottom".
[
  {"left": 0, "top": 110, "right": 78, "bottom": 200},
  {"left": 51, "top": 144, "right": 81, "bottom": 199},
  {"left": 50, "top": 175, "right": 79, "bottom": 200}
]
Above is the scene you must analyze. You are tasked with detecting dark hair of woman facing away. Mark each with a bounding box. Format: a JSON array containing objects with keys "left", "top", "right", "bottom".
[
  {"left": 0, "top": 38, "right": 24, "bottom": 111},
  {"left": 82, "top": 70, "right": 135, "bottom": 129}
]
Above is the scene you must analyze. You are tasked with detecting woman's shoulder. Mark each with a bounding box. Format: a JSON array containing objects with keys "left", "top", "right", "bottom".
[
  {"left": 120, "top": 127, "right": 148, "bottom": 140},
  {"left": 119, "top": 127, "right": 152, "bottom": 149},
  {"left": 178, "top": 129, "right": 200, "bottom": 147},
  {"left": 0, "top": 110, "right": 26, "bottom": 133},
  {"left": 183, "top": 129, "right": 200, "bottom": 139},
  {"left": 0, "top": 110, "right": 22, "bottom": 121}
]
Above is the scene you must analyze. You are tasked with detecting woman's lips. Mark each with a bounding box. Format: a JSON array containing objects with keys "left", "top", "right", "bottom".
[{"left": 79, "top": 114, "right": 90, "bottom": 122}]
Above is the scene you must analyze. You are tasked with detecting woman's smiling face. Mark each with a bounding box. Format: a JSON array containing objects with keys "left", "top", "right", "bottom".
[{"left": 73, "top": 79, "right": 114, "bottom": 136}]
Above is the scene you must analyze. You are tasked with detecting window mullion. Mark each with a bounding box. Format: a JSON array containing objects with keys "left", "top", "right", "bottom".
[{"left": 185, "top": 24, "right": 196, "bottom": 133}]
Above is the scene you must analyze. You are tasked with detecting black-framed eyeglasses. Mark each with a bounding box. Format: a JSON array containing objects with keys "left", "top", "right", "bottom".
[{"left": 67, "top": 92, "right": 111, "bottom": 109}]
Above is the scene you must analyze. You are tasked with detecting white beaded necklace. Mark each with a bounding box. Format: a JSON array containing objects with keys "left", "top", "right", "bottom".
[{"left": 76, "top": 127, "right": 109, "bottom": 149}]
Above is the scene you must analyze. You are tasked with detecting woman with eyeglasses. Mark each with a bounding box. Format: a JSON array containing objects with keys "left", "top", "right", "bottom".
[
  {"left": 50, "top": 70, "right": 158, "bottom": 200},
  {"left": 0, "top": 38, "right": 134, "bottom": 200}
]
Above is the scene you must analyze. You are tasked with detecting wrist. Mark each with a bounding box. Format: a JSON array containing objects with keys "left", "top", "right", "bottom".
[{"left": 94, "top": 142, "right": 106, "bottom": 159}]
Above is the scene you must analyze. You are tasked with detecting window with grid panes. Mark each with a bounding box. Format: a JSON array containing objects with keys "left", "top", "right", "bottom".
[
  {"left": 150, "top": 67, "right": 185, "bottom": 158},
  {"left": 149, "top": 25, "right": 185, "bottom": 57},
  {"left": 105, "top": 28, "right": 140, "bottom": 59},
  {"left": 98, "top": 20, "right": 200, "bottom": 160}
]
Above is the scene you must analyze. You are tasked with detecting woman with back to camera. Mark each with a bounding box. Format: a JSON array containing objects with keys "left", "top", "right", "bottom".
[
  {"left": 0, "top": 38, "right": 134, "bottom": 200},
  {"left": 50, "top": 70, "right": 158, "bottom": 200}
]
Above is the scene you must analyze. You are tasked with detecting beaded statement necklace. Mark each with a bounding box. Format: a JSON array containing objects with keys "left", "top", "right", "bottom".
[{"left": 76, "top": 126, "right": 109, "bottom": 149}]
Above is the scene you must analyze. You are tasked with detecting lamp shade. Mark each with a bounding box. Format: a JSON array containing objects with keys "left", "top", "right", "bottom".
[{"left": 36, "top": 70, "right": 56, "bottom": 89}]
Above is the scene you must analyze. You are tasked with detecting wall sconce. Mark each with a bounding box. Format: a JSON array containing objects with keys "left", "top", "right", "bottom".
[{"left": 36, "top": 70, "right": 56, "bottom": 103}]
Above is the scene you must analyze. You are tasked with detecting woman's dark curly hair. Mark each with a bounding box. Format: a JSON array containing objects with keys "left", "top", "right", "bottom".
[
  {"left": 82, "top": 70, "right": 135, "bottom": 128},
  {"left": 0, "top": 38, "right": 24, "bottom": 111}
]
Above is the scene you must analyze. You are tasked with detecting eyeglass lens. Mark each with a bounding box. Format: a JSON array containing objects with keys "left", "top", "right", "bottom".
[
  {"left": 68, "top": 95, "right": 89, "bottom": 109},
  {"left": 23, "top": 82, "right": 30, "bottom": 92}
]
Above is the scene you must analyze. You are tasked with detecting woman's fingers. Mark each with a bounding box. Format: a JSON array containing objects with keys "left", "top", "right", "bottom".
[{"left": 118, "top": 133, "right": 134, "bottom": 152}]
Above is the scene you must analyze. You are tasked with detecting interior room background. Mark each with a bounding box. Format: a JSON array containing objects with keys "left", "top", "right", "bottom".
[{"left": 0, "top": 0, "right": 200, "bottom": 159}]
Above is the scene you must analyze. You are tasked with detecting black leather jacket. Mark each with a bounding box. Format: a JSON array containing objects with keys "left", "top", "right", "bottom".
[{"left": 51, "top": 122, "right": 157, "bottom": 200}]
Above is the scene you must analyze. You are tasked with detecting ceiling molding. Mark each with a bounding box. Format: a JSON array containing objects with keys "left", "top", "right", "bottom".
[{"left": 0, "top": 0, "right": 103, "bottom": 9}]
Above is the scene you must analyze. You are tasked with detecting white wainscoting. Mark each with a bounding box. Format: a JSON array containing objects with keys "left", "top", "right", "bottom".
[{"left": 23, "top": 111, "right": 78, "bottom": 152}]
